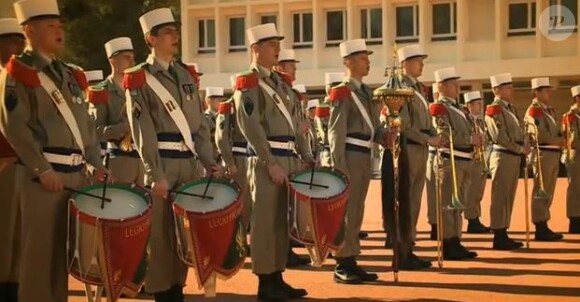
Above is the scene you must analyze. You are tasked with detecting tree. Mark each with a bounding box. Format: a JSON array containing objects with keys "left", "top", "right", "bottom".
[{"left": 59, "top": 0, "right": 180, "bottom": 72}]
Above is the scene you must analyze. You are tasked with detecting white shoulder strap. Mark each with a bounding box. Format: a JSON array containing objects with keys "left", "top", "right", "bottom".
[
  {"left": 38, "top": 72, "right": 86, "bottom": 155},
  {"left": 258, "top": 79, "right": 295, "bottom": 133},
  {"left": 447, "top": 103, "right": 468, "bottom": 121},
  {"left": 414, "top": 89, "right": 429, "bottom": 110},
  {"left": 350, "top": 91, "right": 375, "bottom": 142},
  {"left": 144, "top": 71, "right": 197, "bottom": 156}
]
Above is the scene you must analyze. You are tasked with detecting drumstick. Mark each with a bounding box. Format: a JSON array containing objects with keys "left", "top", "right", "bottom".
[
  {"left": 32, "top": 178, "right": 112, "bottom": 202},
  {"left": 144, "top": 185, "right": 214, "bottom": 200},
  {"left": 289, "top": 179, "right": 329, "bottom": 189},
  {"left": 202, "top": 176, "right": 213, "bottom": 200},
  {"left": 309, "top": 161, "right": 315, "bottom": 190},
  {"left": 100, "top": 154, "right": 111, "bottom": 209}
]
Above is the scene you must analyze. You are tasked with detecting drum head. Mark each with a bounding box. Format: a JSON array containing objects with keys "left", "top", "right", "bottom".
[
  {"left": 71, "top": 184, "right": 149, "bottom": 220},
  {"left": 174, "top": 179, "right": 239, "bottom": 214},
  {"left": 290, "top": 168, "right": 347, "bottom": 199}
]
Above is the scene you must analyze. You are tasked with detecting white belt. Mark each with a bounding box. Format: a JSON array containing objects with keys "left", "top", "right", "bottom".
[
  {"left": 106, "top": 141, "right": 136, "bottom": 151},
  {"left": 539, "top": 145, "right": 561, "bottom": 150},
  {"left": 268, "top": 141, "right": 295, "bottom": 151},
  {"left": 232, "top": 146, "right": 247, "bottom": 153},
  {"left": 345, "top": 137, "right": 372, "bottom": 148},
  {"left": 429, "top": 147, "right": 473, "bottom": 159},
  {"left": 43, "top": 152, "right": 85, "bottom": 166},
  {"left": 158, "top": 141, "right": 190, "bottom": 152}
]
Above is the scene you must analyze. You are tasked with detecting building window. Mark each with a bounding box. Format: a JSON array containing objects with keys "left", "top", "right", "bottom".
[
  {"left": 326, "top": 10, "right": 347, "bottom": 47},
  {"left": 361, "top": 8, "right": 382, "bottom": 44},
  {"left": 229, "top": 17, "right": 246, "bottom": 52},
  {"left": 508, "top": 1, "right": 536, "bottom": 36},
  {"left": 549, "top": 0, "right": 578, "bottom": 32},
  {"left": 261, "top": 14, "right": 277, "bottom": 26},
  {"left": 432, "top": 2, "right": 457, "bottom": 41},
  {"left": 198, "top": 19, "right": 215, "bottom": 54},
  {"left": 396, "top": 5, "right": 419, "bottom": 43},
  {"left": 293, "top": 12, "right": 313, "bottom": 48}
]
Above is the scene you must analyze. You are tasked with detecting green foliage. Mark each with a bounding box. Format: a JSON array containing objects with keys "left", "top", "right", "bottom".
[{"left": 59, "top": 0, "right": 180, "bottom": 71}]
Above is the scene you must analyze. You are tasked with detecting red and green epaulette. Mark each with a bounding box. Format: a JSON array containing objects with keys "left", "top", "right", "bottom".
[
  {"left": 123, "top": 62, "right": 147, "bottom": 90},
  {"left": 64, "top": 63, "right": 88, "bottom": 91},
  {"left": 327, "top": 84, "right": 350, "bottom": 103},
  {"left": 527, "top": 102, "right": 544, "bottom": 118},
  {"left": 315, "top": 105, "right": 330, "bottom": 118},
  {"left": 87, "top": 80, "right": 110, "bottom": 104},
  {"left": 5, "top": 55, "right": 40, "bottom": 88},
  {"left": 235, "top": 70, "right": 258, "bottom": 91},
  {"left": 485, "top": 103, "right": 502, "bottom": 117},
  {"left": 429, "top": 102, "right": 448, "bottom": 117},
  {"left": 562, "top": 111, "right": 577, "bottom": 126},
  {"left": 278, "top": 72, "right": 293, "bottom": 86},
  {"left": 218, "top": 101, "right": 233, "bottom": 114}
]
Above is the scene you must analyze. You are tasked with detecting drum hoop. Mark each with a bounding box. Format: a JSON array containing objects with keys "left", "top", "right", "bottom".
[
  {"left": 173, "top": 178, "right": 242, "bottom": 216},
  {"left": 69, "top": 184, "right": 152, "bottom": 225}
]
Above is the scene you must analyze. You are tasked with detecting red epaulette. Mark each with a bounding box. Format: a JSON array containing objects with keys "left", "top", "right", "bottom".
[
  {"left": 87, "top": 88, "right": 109, "bottom": 104},
  {"left": 123, "top": 68, "right": 146, "bottom": 90},
  {"left": 315, "top": 106, "right": 330, "bottom": 118},
  {"left": 5, "top": 56, "right": 40, "bottom": 88},
  {"left": 562, "top": 112, "right": 577, "bottom": 126},
  {"left": 218, "top": 102, "right": 232, "bottom": 114},
  {"left": 429, "top": 103, "right": 448, "bottom": 117},
  {"left": 527, "top": 105, "right": 544, "bottom": 118},
  {"left": 485, "top": 104, "right": 502, "bottom": 117},
  {"left": 279, "top": 72, "right": 293, "bottom": 86},
  {"left": 235, "top": 72, "right": 259, "bottom": 91},
  {"left": 328, "top": 85, "right": 350, "bottom": 102},
  {"left": 71, "top": 69, "right": 88, "bottom": 91},
  {"left": 185, "top": 64, "right": 200, "bottom": 84}
]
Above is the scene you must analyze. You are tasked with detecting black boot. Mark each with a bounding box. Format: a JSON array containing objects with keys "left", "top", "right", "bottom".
[
  {"left": 153, "top": 289, "right": 173, "bottom": 302},
  {"left": 384, "top": 233, "right": 392, "bottom": 249},
  {"left": 333, "top": 257, "right": 363, "bottom": 284},
  {"left": 170, "top": 285, "right": 184, "bottom": 302},
  {"left": 257, "top": 274, "right": 287, "bottom": 301},
  {"left": 358, "top": 231, "right": 369, "bottom": 239},
  {"left": 492, "top": 229, "right": 521, "bottom": 250},
  {"left": 569, "top": 217, "right": 580, "bottom": 234},
  {"left": 350, "top": 258, "right": 379, "bottom": 282},
  {"left": 535, "top": 221, "right": 564, "bottom": 241},
  {"left": 455, "top": 238, "right": 478, "bottom": 259},
  {"left": 430, "top": 224, "right": 437, "bottom": 240},
  {"left": 0, "top": 283, "right": 7, "bottom": 302},
  {"left": 443, "top": 238, "right": 465, "bottom": 260},
  {"left": 274, "top": 272, "right": 307, "bottom": 299},
  {"left": 7, "top": 283, "right": 18, "bottom": 302},
  {"left": 467, "top": 218, "right": 491, "bottom": 234},
  {"left": 398, "top": 253, "right": 432, "bottom": 270},
  {"left": 286, "top": 248, "right": 310, "bottom": 268}
]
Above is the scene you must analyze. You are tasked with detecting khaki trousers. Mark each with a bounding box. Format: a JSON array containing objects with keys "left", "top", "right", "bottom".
[
  {"left": 489, "top": 151, "right": 522, "bottom": 230},
  {"left": 566, "top": 151, "right": 580, "bottom": 218},
  {"left": 465, "top": 161, "right": 487, "bottom": 220},
  {"left": 531, "top": 151, "right": 560, "bottom": 223},
  {"left": 0, "top": 159, "right": 22, "bottom": 283}
]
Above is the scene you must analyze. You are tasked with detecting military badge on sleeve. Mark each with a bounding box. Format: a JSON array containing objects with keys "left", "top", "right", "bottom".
[
  {"left": 243, "top": 96, "right": 254, "bottom": 115},
  {"left": 495, "top": 120, "right": 502, "bottom": 129},
  {"left": 4, "top": 91, "right": 17, "bottom": 112},
  {"left": 132, "top": 101, "right": 142, "bottom": 119}
]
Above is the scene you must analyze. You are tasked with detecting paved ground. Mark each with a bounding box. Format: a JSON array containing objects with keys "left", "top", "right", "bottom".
[{"left": 68, "top": 178, "right": 580, "bottom": 302}]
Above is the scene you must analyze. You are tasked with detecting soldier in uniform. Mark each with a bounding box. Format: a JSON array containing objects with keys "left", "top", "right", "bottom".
[
  {"left": 565, "top": 85, "right": 580, "bottom": 233},
  {"left": 485, "top": 73, "right": 529, "bottom": 250},
  {"left": 463, "top": 91, "right": 491, "bottom": 233},
  {"left": 88, "top": 37, "right": 144, "bottom": 185},
  {"left": 204, "top": 86, "right": 225, "bottom": 161},
  {"left": 393, "top": 46, "right": 440, "bottom": 267},
  {"left": 0, "top": 1, "right": 109, "bottom": 301},
  {"left": 123, "top": 8, "right": 223, "bottom": 301},
  {"left": 233, "top": 23, "right": 313, "bottom": 301},
  {"left": 430, "top": 67, "right": 480, "bottom": 260},
  {"left": 306, "top": 99, "right": 320, "bottom": 153},
  {"left": 318, "top": 72, "right": 345, "bottom": 168},
  {"left": 0, "top": 17, "right": 25, "bottom": 302},
  {"left": 293, "top": 84, "right": 308, "bottom": 114},
  {"left": 328, "top": 39, "right": 392, "bottom": 283},
  {"left": 85, "top": 70, "right": 103, "bottom": 86},
  {"left": 524, "top": 77, "right": 566, "bottom": 241}
]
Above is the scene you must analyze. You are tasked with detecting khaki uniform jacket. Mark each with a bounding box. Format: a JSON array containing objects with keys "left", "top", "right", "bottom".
[
  {"left": 88, "top": 76, "right": 129, "bottom": 144},
  {"left": 327, "top": 78, "right": 386, "bottom": 175},
  {"left": 233, "top": 64, "right": 312, "bottom": 166},
  {"left": 215, "top": 98, "right": 248, "bottom": 168},
  {"left": 433, "top": 97, "right": 473, "bottom": 147},
  {"left": 485, "top": 98, "right": 525, "bottom": 154},
  {"left": 565, "top": 104, "right": 580, "bottom": 151},
  {"left": 124, "top": 55, "right": 215, "bottom": 183},
  {"left": 400, "top": 76, "right": 433, "bottom": 144},
  {"left": 524, "top": 99, "right": 561, "bottom": 146},
  {"left": 0, "top": 50, "right": 103, "bottom": 174},
  {"left": 204, "top": 109, "right": 219, "bottom": 159}
]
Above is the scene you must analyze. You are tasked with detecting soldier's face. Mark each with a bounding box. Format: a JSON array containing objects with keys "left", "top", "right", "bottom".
[
  {"left": 575, "top": 96, "right": 580, "bottom": 106},
  {"left": 26, "top": 18, "right": 65, "bottom": 53},
  {"left": 0, "top": 34, "right": 25, "bottom": 65},
  {"left": 275, "top": 62, "right": 296, "bottom": 79},
  {"left": 207, "top": 97, "right": 221, "bottom": 112},
  {"left": 440, "top": 79, "right": 459, "bottom": 99},
  {"left": 307, "top": 108, "right": 316, "bottom": 119},
  {"left": 495, "top": 84, "right": 514, "bottom": 102},
  {"left": 345, "top": 53, "right": 370, "bottom": 77},
  {"left": 534, "top": 87, "right": 552, "bottom": 103},
  {"left": 254, "top": 39, "right": 280, "bottom": 68},
  {"left": 403, "top": 57, "right": 424, "bottom": 78},
  {"left": 467, "top": 100, "right": 483, "bottom": 115},
  {"left": 149, "top": 25, "right": 180, "bottom": 55},
  {"left": 110, "top": 51, "right": 135, "bottom": 73}
]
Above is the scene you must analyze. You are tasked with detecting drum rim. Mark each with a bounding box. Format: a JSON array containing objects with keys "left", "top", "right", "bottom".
[
  {"left": 173, "top": 178, "right": 242, "bottom": 215},
  {"left": 288, "top": 167, "right": 350, "bottom": 199},
  {"left": 70, "top": 183, "right": 152, "bottom": 223}
]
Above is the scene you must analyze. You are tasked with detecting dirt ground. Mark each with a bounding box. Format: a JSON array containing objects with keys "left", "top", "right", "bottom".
[{"left": 68, "top": 178, "right": 580, "bottom": 302}]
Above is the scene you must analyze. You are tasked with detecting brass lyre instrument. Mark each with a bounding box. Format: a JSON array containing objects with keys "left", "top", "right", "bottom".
[
  {"left": 525, "top": 118, "right": 551, "bottom": 201},
  {"left": 434, "top": 131, "right": 445, "bottom": 268},
  {"left": 372, "top": 44, "right": 414, "bottom": 282},
  {"left": 469, "top": 114, "right": 490, "bottom": 176},
  {"left": 118, "top": 101, "right": 134, "bottom": 152},
  {"left": 522, "top": 125, "right": 531, "bottom": 248},
  {"left": 434, "top": 116, "right": 465, "bottom": 211}
]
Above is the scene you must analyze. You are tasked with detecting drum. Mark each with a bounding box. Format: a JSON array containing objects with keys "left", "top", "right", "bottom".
[
  {"left": 289, "top": 167, "right": 350, "bottom": 266},
  {"left": 173, "top": 178, "right": 247, "bottom": 293},
  {"left": 68, "top": 184, "right": 152, "bottom": 301}
]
